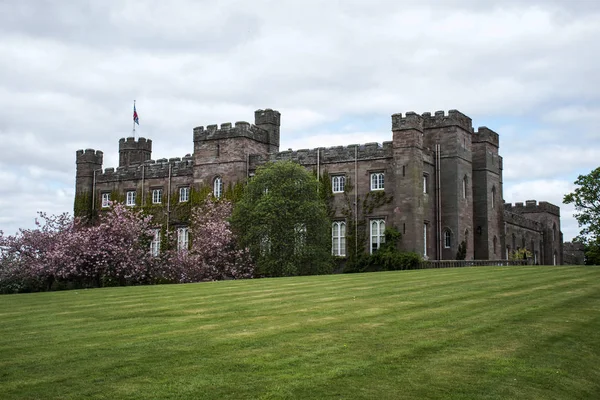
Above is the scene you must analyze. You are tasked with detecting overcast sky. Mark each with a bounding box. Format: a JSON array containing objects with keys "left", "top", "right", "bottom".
[{"left": 1, "top": 0, "right": 599, "bottom": 242}]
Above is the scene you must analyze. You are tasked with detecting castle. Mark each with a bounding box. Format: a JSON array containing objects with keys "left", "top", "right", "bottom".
[{"left": 75, "top": 108, "right": 565, "bottom": 264}]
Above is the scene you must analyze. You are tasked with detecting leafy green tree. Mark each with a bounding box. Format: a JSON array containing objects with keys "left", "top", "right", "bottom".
[
  {"left": 564, "top": 167, "right": 600, "bottom": 265},
  {"left": 231, "top": 161, "right": 333, "bottom": 277}
]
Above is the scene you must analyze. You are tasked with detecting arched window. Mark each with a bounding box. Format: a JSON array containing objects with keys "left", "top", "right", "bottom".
[
  {"left": 491, "top": 186, "right": 496, "bottom": 209},
  {"left": 332, "top": 221, "right": 346, "bottom": 256},
  {"left": 493, "top": 236, "right": 497, "bottom": 255},
  {"left": 213, "top": 176, "right": 223, "bottom": 198},
  {"left": 462, "top": 176, "right": 468, "bottom": 199},
  {"left": 370, "top": 219, "right": 385, "bottom": 253},
  {"left": 443, "top": 230, "right": 451, "bottom": 248}
]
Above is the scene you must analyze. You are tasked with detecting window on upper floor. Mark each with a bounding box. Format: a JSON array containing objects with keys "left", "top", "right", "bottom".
[
  {"left": 126, "top": 191, "right": 136, "bottom": 207},
  {"left": 152, "top": 189, "right": 163, "bottom": 204},
  {"left": 370, "top": 219, "right": 385, "bottom": 254},
  {"left": 370, "top": 172, "right": 384, "bottom": 191},
  {"left": 101, "top": 193, "right": 110, "bottom": 208},
  {"left": 423, "top": 174, "right": 429, "bottom": 194},
  {"left": 213, "top": 177, "right": 223, "bottom": 198},
  {"left": 332, "top": 175, "right": 345, "bottom": 193},
  {"left": 179, "top": 187, "right": 190, "bottom": 203},
  {"left": 332, "top": 221, "right": 346, "bottom": 257},
  {"left": 462, "top": 176, "right": 468, "bottom": 199},
  {"left": 491, "top": 186, "right": 496, "bottom": 209}
]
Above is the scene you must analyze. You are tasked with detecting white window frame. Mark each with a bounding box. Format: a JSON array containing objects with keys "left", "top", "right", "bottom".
[
  {"left": 423, "top": 174, "right": 428, "bottom": 194},
  {"left": 332, "top": 175, "right": 345, "bottom": 193},
  {"left": 370, "top": 172, "right": 385, "bottom": 191},
  {"left": 177, "top": 227, "right": 189, "bottom": 252},
  {"left": 213, "top": 177, "right": 223, "bottom": 198},
  {"left": 444, "top": 230, "right": 451, "bottom": 249},
  {"left": 370, "top": 219, "right": 385, "bottom": 254},
  {"left": 101, "top": 192, "right": 110, "bottom": 208},
  {"left": 179, "top": 187, "right": 189, "bottom": 203},
  {"left": 126, "top": 190, "right": 136, "bottom": 207},
  {"left": 150, "top": 229, "right": 161, "bottom": 256},
  {"left": 332, "top": 221, "right": 346, "bottom": 256},
  {"left": 152, "top": 189, "right": 163, "bottom": 204}
]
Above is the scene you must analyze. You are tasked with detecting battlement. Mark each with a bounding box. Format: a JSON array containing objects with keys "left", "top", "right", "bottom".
[
  {"left": 76, "top": 148, "right": 104, "bottom": 164},
  {"left": 391, "top": 112, "right": 424, "bottom": 132},
  {"left": 472, "top": 126, "right": 499, "bottom": 147},
  {"left": 193, "top": 121, "right": 271, "bottom": 144},
  {"left": 392, "top": 109, "right": 473, "bottom": 133},
  {"left": 504, "top": 200, "right": 560, "bottom": 217},
  {"left": 250, "top": 141, "right": 392, "bottom": 169},
  {"left": 421, "top": 109, "right": 473, "bottom": 132},
  {"left": 255, "top": 108, "right": 281, "bottom": 126},
  {"left": 118, "top": 137, "right": 152, "bottom": 151},
  {"left": 96, "top": 155, "right": 194, "bottom": 182}
]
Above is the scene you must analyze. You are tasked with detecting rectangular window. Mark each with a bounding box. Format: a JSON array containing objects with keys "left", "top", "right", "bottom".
[
  {"left": 444, "top": 230, "right": 451, "bottom": 248},
  {"left": 370, "top": 219, "right": 385, "bottom": 254},
  {"left": 332, "top": 175, "right": 345, "bottom": 193},
  {"left": 370, "top": 172, "right": 384, "bottom": 191},
  {"left": 423, "top": 174, "right": 428, "bottom": 194},
  {"left": 101, "top": 193, "right": 110, "bottom": 208},
  {"left": 152, "top": 189, "right": 163, "bottom": 204},
  {"left": 332, "top": 221, "right": 346, "bottom": 256},
  {"left": 177, "top": 227, "right": 189, "bottom": 252},
  {"left": 150, "top": 229, "right": 161, "bottom": 257},
  {"left": 423, "top": 223, "right": 428, "bottom": 257},
  {"left": 179, "top": 187, "right": 190, "bottom": 203},
  {"left": 126, "top": 191, "right": 136, "bottom": 207}
]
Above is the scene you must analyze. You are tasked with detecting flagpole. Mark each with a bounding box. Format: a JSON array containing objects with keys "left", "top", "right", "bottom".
[{"left": 133, "top": 100, "right": 136, "bottom": 139}]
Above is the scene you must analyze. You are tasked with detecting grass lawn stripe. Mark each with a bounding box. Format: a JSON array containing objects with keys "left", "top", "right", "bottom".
[{"left": 1, "top": 266, "right": 599, "bottom": 399}]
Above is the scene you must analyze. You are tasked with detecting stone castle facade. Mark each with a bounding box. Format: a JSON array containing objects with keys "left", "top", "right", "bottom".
[{"left": 75, "top": 108, "right": 565, "bottom": 264}]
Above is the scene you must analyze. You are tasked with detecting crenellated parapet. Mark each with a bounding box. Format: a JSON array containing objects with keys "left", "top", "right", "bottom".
[
  {"left": 472, "top": 126, "right": 499, "bottom": 147},
  {"left": 119, "top": 137, "right": 152, "bottom": 151},
  {"left": 249, "top": 142, "right": 392, "bottom": 170},
  {"left": 96, "top": 155, "right": 194, "bottom": 183},
  {"left": 76, "top": 148, "right": 104, "bottom": 166},
  {"left": 504, "top": 200, "right": 560, "bottom": 217},
  {"left": 193, "top": 121, "right": 271, "bottom": 144},
  {"left": 421, "top": 110, "right": 473, "bottom": 132},
  {"left": 392, "top": 112, "right": 424, "bottom": 132},
  {"left": 118, "top": 137, "right": 152, "bottom": 167}
]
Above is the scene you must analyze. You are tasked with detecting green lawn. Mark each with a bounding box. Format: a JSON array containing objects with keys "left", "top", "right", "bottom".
[{"left": 1, "top": 266, "right": 599, "bottom": 399}]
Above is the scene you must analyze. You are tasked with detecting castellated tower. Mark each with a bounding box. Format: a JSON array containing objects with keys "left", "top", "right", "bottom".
[
  {"left": 391, "top": 112, "right": 425, "bottom": 255},
  {"left": 119, "top": 137, "right": 152, "bottom": 167},
  {"left": 254, "top": 109, "right": 281, "bottom": 153},
  {"left": 472, "top": 127, "right": 504, "bottom": 259},
  {"left": 192, "top": 109, "right": 281, "bottom": 187},
  {"left": 421, "top": 110, "right": 475, "bottom": 260},
  {"left": 75, "top": 149, "right": 103, "bottom": 194}
]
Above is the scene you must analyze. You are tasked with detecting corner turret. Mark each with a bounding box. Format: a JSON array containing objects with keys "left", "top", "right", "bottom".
[{"left": 255, "top": 108, "right": 281, "bottom": 152}]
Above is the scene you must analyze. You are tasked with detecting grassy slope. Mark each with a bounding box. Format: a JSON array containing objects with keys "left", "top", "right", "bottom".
[{"left": 1, "top": 266, "right": 599, "bottom": 399}]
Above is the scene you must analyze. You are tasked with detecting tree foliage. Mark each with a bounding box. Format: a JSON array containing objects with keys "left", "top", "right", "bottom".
[
  {"left": 231, "top": 161, "right": 333, "bottom": 277},
  {"left": 164, "top": 196, "right": 254, "bottom": 282},
  {"left": 0, "top": 199, "right": 253, "bottom": 294},
  {"left": 563, "top": 167, "right": 600, "bottom": 264}
]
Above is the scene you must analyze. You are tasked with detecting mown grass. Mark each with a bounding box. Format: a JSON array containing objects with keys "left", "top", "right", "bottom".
[{"left": 1, "top": 266, "right": 599, "bottom": 399}]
